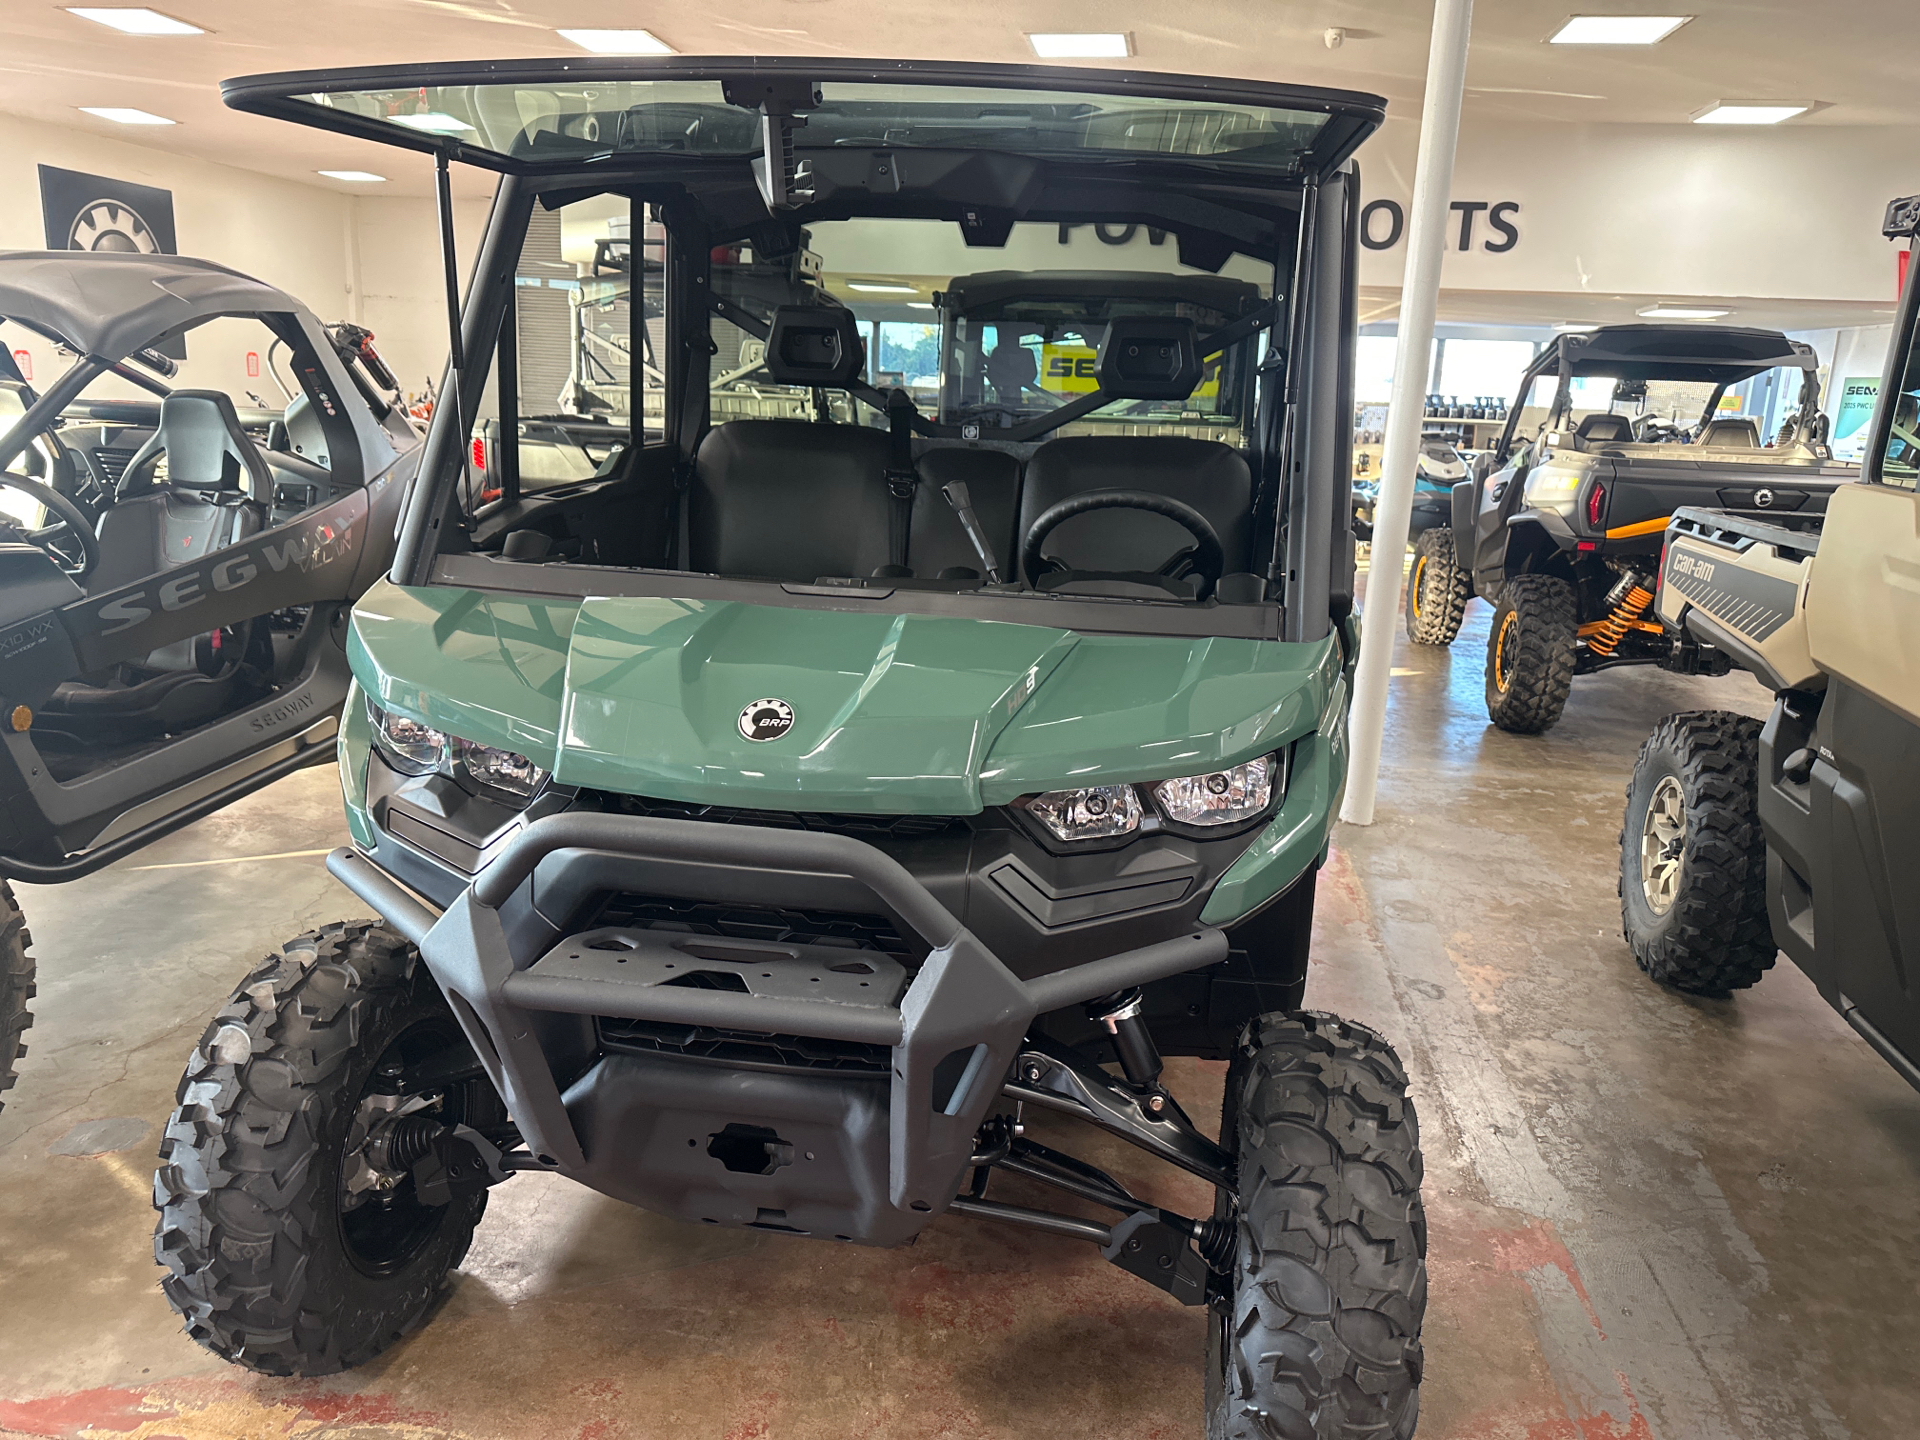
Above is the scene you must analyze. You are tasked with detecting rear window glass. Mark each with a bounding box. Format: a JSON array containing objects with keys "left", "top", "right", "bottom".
[{"left": 705, "top": 217, "right": 1273, "bottom": 445}]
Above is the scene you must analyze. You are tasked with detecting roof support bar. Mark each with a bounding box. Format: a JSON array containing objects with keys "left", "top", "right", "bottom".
[{"left": 435, "top": 152, "right": 474, "bottom": 507}]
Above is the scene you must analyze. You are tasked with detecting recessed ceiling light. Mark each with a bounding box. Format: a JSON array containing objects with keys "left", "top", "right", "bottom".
[
  {"left": 555, "top": 28, "right": 674, "bottom": 55},
  {"left": 1637, "top": 304, "right": 1730, "bottom": 320},
  {"left": 1692, "top": 100, "right": 1811, "bottom": 125},
  {"left": 65, "top": 7, "right": 203, "bottom": 35},
  {"left": 79, "top": 106, "right": 174, "bottom": 125},
  {"left": 1027, "top": 32, "right": 1132, "bottom": 59},
  {"left": 390, "top": 112, "right": 475, "bottom": 134},
  {"left": 318, "top": 170, "right": 387, "bottom": 183},
  {"left": 1548, "top": 15, "right": 1691, "bottom": 44},
  {"left": 847, "top": 281, "right": 920, "bottom": 294}
]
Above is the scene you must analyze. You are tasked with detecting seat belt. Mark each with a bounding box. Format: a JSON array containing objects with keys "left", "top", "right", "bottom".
[{"left": 884, "top": 388, "right": 916, "bottom": 572}]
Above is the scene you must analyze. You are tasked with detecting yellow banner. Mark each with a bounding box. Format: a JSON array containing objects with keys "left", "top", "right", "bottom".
[{"left": 1037, "top": 344, "right": 1222, "bottom": 399}]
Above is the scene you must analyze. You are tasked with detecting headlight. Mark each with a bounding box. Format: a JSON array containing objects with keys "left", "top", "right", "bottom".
[
  {"left": 367, "top": 698, "right": 548, "bottom": 800},
  {"left": 458, "top": 740, "right": 543, "bottom": 799},
  {"left": 1025, "top": 784, "right": 1142, "bottom": 842},
  {"left": 1153, "top": 755, "right": 1275, "bottom": 828},
  {"left": 370, "top": 704, "right": 446, "bottom": 775}
]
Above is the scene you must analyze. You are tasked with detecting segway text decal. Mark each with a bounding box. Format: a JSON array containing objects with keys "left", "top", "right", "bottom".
[{"left": 94, "top": 513, "right": 359, "bottom": 636}]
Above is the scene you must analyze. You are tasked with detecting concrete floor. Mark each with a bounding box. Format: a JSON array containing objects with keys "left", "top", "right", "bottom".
[{"left": 3, "top": 593, "right": 1918, "bottom": 1439}]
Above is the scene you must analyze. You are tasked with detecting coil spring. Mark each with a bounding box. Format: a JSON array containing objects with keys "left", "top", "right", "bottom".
[{"left": 1586, "top": 584, "right": 1654, "bottom": 657}]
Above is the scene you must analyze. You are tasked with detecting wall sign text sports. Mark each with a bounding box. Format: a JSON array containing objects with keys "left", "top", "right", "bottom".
[{"left": 1361, "top": 200, "right": 1521, "bottom": 253}]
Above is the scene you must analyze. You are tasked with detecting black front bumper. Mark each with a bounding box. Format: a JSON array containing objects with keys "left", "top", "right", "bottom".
[{"left": 329, "top": 814, "right": 1226, "bottom": 1248}]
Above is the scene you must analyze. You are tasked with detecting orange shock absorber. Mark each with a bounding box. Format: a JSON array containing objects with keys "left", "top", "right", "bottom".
[{"left": 1586, "top": 574, "right": 1654, "bottom": 657}]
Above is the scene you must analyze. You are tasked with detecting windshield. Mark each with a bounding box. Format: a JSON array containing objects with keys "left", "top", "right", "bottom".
[
  {"left": 1514, "top": 361, "right": 1822, "bottom": 449},
  {"left": 291, "top": 78, "right": 1337, "bottom": 177}
]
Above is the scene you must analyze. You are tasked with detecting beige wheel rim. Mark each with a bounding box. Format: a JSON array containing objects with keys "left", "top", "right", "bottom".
[
  {"left": 1640, "top": 774, "right": 1686, "bottom": 915},
  {"left": 1492, "top": 610, "right": 1518, "bottom": 691}
]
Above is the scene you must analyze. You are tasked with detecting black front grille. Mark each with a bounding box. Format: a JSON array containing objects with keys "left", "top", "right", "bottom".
[
  {"left": 601, "top": 792, "right": 965, "bottom": 841},
  {"left": 588, "top": 892, "right": 921, "bottom": 959},
  {"left": 596, "top": 1016, "right": 891, "bottom": 1076}
]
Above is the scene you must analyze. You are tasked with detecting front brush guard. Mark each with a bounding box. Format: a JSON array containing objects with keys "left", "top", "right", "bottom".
[{"left": 328, "top": 812, "right": 1227, "bottom": 1242}]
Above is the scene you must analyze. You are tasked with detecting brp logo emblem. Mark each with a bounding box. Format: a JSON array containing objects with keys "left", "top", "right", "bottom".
[
  {"left": 1754, "top": 488, "right": 1776, "bottom": 509},
  {"left": 738, "top": 698, "right": 795, "bottom": 743}
]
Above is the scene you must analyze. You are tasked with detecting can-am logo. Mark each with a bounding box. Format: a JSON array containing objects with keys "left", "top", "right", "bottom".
[{"left": 738, "top": 698, "right": 795, "bottom": 743}]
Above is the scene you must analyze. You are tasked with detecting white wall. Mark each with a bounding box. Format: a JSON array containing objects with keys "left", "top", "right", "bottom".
[
  {"left": 1355, "top": 116, "right": 1916, "bottom": 307},
  {"left": 0, "top": 111, "right": 501, "bottom": 407},
  {"left": 347, "top": 194, "right": 493, "bottom": 402},
  {"left": 0, "top": 110, "right": 357, "bottom": 394}
]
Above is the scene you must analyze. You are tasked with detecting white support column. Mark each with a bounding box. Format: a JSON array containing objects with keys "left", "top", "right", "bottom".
[{"left": 1339, "top": 0, "right": 1477, "bottom": 827}]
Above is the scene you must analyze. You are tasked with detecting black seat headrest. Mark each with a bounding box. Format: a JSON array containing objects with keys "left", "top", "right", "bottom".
[
  {"left": 118, "top": 389, "right": 273, "bottom": 500},
  {"left": 1094, "top": 316, "right": 1202, "bottom": 401},
  {"left": 763, "top": 306, "right": 864, "bottom": 388},
  {"left": 1698, "top": 417, "right": 1760, "bottom": 449},
  {"left": 985, "top": 343, "right": 1038, "bottom": 395},
  {"left": 1574, "top": 413, "right": 1633, "bottom": 446}
]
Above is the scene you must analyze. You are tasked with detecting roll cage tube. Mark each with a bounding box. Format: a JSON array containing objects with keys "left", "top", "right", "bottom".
[{"left": 0, "top": 353, "right": 109, "bottom": 473}]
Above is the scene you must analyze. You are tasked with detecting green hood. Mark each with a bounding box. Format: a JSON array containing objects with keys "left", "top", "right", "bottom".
[{"left": 348, "top": 581, "right": 1339, "bottom": 815}]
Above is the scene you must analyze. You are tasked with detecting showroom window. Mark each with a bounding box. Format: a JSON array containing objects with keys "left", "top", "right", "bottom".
[{"left": 1438, "top": 339, "right": 1537, "bottom": 404}]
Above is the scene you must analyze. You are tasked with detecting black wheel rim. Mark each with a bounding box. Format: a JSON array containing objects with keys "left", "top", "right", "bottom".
[{"left": 336, "top": 1019, "right": 465, "bottom": 1277}]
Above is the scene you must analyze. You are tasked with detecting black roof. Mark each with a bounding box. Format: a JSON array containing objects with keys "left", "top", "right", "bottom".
[
  {"left": 0, "top": 251, "right": 303, "bottom": 359},
  {"left": 1548, "top": 324, "right": 1816, "bottom": 383}
]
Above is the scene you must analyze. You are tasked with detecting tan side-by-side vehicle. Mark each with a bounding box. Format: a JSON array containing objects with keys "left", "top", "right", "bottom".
[{"left": 1617, "top": 195, "right": 1920, "bottom": 1093}]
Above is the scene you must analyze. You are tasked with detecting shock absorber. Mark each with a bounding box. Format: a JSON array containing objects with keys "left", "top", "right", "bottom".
[
  {"left": 1087, "top": 989, "right": 1163, "bottom": 1093},
  {"left": 1586, "top": 570, "right": 1655, "bottom": 658}
]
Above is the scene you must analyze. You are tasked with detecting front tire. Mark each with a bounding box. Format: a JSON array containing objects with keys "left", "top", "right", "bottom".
[
  {"left": 153, "top": 921, "right": 489, "bottom": 1376},
  {"left": 1619, "top": 712, "right": 1775, "bottom": 995},
  {"left": 1404, "top": 529, "right": 1469, "bottom": 646},
  {"left": 1484, "top": 574, "right": 1577, "bottom": 733},
  {"left": 0, "top": 881, "right": 34, "bottom": 1115},
  {"left": 1207, "top": 1013, "right": 1426, "bottom": 1440}
]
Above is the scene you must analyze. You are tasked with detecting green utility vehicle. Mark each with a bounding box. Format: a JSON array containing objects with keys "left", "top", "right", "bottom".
[
  {"left": 153, "top": 60, "right": 1425, "bottom": 1439},
  {"left": 1403, "top": 325, "right": 1850, "bottom": 733},
  {"left": 1617, "top": 196, "right": 1920, "bottom": 1093}
]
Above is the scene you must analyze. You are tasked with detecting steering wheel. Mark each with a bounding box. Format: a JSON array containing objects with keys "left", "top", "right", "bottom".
[
  {"left": 0, "top": 471, "right": 99, "bottom": 580},
  {"left": 1021, "top": 490, "right": 1225, "bottom": 600}
]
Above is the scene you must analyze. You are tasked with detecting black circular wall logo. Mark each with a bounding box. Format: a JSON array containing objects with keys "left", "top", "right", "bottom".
[
  {"left": 68, "top": 200, "right": 161, "bottom": 254},
  {"left": 738, "top": 697, "right": 795, "bottom": 743}
]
